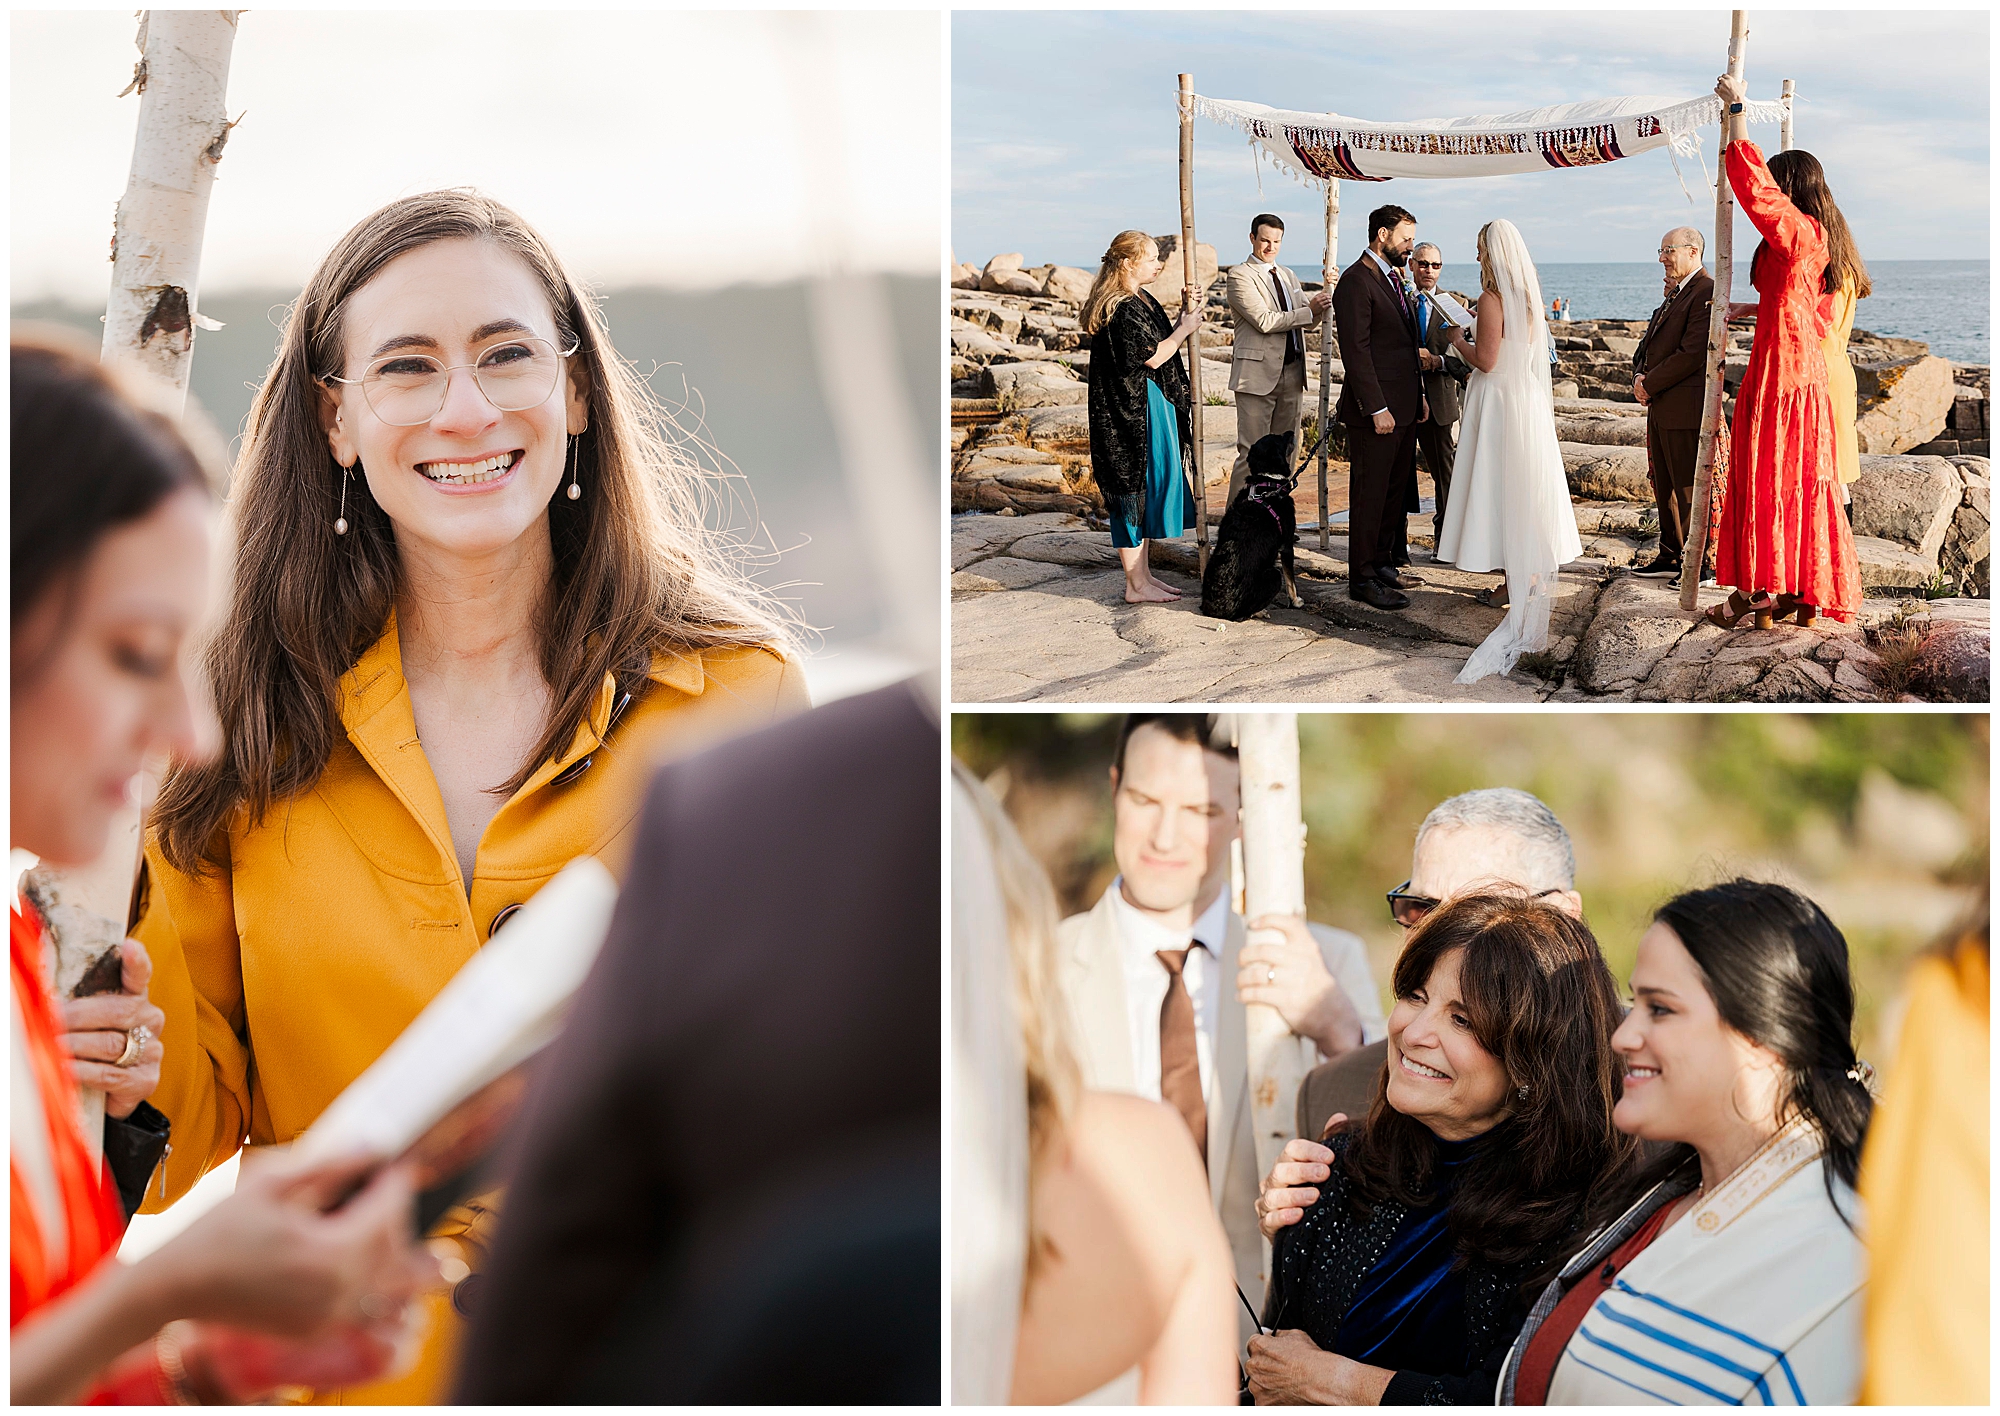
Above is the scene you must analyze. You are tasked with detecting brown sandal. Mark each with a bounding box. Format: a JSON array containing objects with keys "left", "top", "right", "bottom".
[
  {"left": 1774, "top": 595, "right": 1819, "bottom": 628},
  {"left": 1703, "top": 591, "right": 1759, "bottom": 629}
]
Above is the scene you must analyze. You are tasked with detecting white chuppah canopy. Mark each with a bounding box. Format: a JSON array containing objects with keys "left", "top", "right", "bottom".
[{"left": 1192, "top": 92, "right": 1788, "bottom": 184}]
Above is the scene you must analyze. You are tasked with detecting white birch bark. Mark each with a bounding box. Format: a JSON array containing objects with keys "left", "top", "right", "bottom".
[
  {"left": 101, "top": 9, "right": 242, "bottom": 402},
  {"left": 1239, "top": 713, "right": 1308, "bottom": 1287}
]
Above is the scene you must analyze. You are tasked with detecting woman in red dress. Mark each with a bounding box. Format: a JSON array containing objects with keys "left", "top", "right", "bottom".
[
  {"left": 1705, "top": 73, "right": 1863, "bottom": 630},
  {"left": 10, "top": 332, "right": 426, "bottom": 1403}
]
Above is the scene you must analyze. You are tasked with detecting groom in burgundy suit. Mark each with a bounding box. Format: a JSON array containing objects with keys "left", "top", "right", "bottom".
[{"left": 1332, "top": 204, "right": 1426, "bottom": 611}]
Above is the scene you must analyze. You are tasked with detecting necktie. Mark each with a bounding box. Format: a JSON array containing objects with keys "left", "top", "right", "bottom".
[
  {"left": 1386, "top": 264, "right": 1412, "bottom": 322},
  {"left": 1157, "top": 944, "right": 1208, "bottom": 1164},
  {"left": 1419, "top": 292, "right": 1431, "bottom": 341},
  {"left": 1271, "top": 267, "right": 1302, "bottom": 361}
]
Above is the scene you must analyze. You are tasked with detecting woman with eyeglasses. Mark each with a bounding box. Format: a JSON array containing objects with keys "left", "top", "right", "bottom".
[
  {"left": 129, "top": 192, "right": 806, "bottom": 1402},
  {"left": 1497, "top": 880, "right": 1871, "bottom": 1404},
  {"left": 1702, "top": 75, "right": 1862, "bottom": 630},
  {"left": 1242, "top": 894, "right": 1635, "bottom": 1405}
]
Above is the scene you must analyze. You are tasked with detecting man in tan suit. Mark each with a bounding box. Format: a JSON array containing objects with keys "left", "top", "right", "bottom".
[
  {"left": 1225, "top": 215, "right": 1333, "bottom": 506},
  {"left": 1057, "top": 714, "right": 1385, "bottom": 1344}
]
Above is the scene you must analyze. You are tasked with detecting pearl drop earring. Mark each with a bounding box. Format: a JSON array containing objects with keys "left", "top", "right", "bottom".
[
  {"left": 566, "top": 434, "right": 582, "bottom": 500},
  {"left": 335, "top": 463, "right": 352, "bottom": 535}
]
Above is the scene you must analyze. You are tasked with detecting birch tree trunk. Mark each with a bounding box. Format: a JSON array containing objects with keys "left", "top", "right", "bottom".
[
  {"left": 1317, "top": 182, "right": 1338, "bottom": 553},
  {"left": 1238, "top": 713, "right": 1307, "bottom": 1288},
  {"left": 1780, "top": 78, "right": 1795, "bottom": 149},
  {"left": 1178, "top": 73, "right": 1208, "bottom": 572},
  {"left": 33, "top": 14, "right": 244, "bottom": 1125},
  {"left": 101, "top": 9, "right": 241, "bottom": 400},
  {"left": 1679, "top": 10, "right": 1749, "bottom": 611}
]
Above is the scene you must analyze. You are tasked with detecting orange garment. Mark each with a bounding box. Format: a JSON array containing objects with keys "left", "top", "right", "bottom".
[
  {"left": 10, "top": 902, "right": 126, "bottom": 1328},
  {"left": 1715, "top": 140, "right": 1862, "bottom": 619},
  {"left": 1859, "top": 938, "right": 1989, "bottom": 1403}
]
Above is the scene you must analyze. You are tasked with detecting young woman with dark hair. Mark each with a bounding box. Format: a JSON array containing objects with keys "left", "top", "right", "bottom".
[
  {"left": 1704, "top": 73, "right": 1862, "bottom": 630},
  {"left": 11, "top": 331, "right": 427, "bottom": 1403},
  {"left": 1244, "top": 894, "right": 1635, "bottom": 1405},
  {"left": 129, "top": 190, "right": 808, "bottom": 1401},
  {"left": 1499, "top": 879, "right": 1872, "bottom": 1405}
]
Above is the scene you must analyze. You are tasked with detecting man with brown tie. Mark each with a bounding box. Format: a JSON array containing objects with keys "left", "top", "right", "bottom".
[
  {"left": 1054, "top": 714, "right": 1384, "bottom": 1343},
  {"left": 1631, "top": 226, "right": 1715, "bottom": 578},
  {"left": 1225, "top": 214, "right": 1334, "bottom": 507}
]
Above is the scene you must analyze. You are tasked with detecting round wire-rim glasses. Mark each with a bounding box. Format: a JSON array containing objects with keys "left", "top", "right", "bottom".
[{"left": 322, "top": 336, "right": 581, "bottom": 428}]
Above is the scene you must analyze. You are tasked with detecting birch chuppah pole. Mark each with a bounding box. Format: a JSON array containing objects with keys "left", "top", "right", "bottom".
[
  {"left": 102, "top": 10, "right": 242, "bottom": 400},
  {"left": 1236, "top": 713, "right": 1309, "bottom": 1284},
  {"left": 1780, "top": 78, "right": 1795, "bottom": 150},
  {"left": 1679, "top": 9, "right": 1750, "bottom": 612},
  {"left": 1317, "top": 182, "right": 1338, "bottom": 554},
  {"left": 1179, "top": 73, "right": 1209, "bottom": 572}
]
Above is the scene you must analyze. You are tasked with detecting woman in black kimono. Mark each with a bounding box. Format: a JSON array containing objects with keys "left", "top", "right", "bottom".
[
  {"left": 1245, "top": 893, "right": 1635, "bottom": 1405},
  {"left": 1081, "top": 230, "right": 1200, "bottom": 603}
]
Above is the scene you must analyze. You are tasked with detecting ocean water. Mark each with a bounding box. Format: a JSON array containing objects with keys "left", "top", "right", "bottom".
[{"left": 1286, "top": 259, "right": 1988, "bottom": 364}]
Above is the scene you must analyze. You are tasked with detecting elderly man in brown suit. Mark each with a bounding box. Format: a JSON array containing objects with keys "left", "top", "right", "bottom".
[{"left": 1631, "top": 226, "right": 1715, "bottom": 577}]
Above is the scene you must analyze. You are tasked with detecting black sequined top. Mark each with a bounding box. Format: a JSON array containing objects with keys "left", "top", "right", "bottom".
[{"left": 1263, "top": 1130, "right": 1544, "bottom": 1405}]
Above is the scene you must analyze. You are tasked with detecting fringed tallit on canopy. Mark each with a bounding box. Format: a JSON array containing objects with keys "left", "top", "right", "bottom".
[{"left": 1194, "top": 92, "right": 1788, "bottom": 184}]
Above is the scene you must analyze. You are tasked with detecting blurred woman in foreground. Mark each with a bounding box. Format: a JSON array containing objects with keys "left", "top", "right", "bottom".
[
  {"left": 952, "top": 762, "right": 1235, "bottom": 1404},
  {"left": 10, "top": 331, "right": 426, "bottom": 1402}
]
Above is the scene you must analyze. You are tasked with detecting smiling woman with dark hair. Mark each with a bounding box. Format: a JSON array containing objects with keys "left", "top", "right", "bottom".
[
  {"left": 1498, "top": 879, "right": 1871, "bottom": 1405},
  {"left": 1245, "top": 894, "right": 1634, "bottom": 1405}
]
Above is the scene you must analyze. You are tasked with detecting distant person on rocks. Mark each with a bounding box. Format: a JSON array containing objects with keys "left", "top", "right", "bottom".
[
  {"left": 1704, "top": 74, "right": 1862, "bottom": 630},
  {"left": 1225, "top": 214, "right": 1332, "bottom": 507},
  {"left": 1082, "top": 230, "right": 1200, "bottom": 603},
  {"left": 1631, "top": 227, "right": 1715, "bottom": 579},
  {"left": 1410, "top": 243, "right": 1471, "bottom": 556}
]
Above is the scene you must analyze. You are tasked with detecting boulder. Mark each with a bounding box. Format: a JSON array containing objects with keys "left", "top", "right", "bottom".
[
  {"left": 1572, "top": 578, "right": 1695, "bottom": 690},
  {"left": 1910, "top": 619, "right": 1990, "bottom": 702},
  {"left": 1849, "top": 455, "right": 1961, "bottom": 561},
  {"left": 1561, "top": 443, "right": 1652, "bottom": 502},
  {"left": 995, "top": 463, "right": 1069, "bottom": 493},
  {"left": 980, "top": 253, "right": 1041, "bottom": 297},
  {"left": 982, "top": 360, "right": 1085, "bottom": 408},
  {"left": 1554, "top": 414, "right": 1648, "bottom": 447},
  {"left": 1853, "top": 353, "right": 1955, "bottom": 454},
  {"left": 1142, "top": 238, "right": 1219, "bottom": 314},
  {"left": 951, "top": 262, "right": 982, "bottom": 290},
  {"left": 1853, "top": 535, "right": 1937, "bottom": 592},
  {"left": 952, "top": 294, "right": 1024, "bottom": 343},
  {"left": 1042, "top": 265, "right": 1094, "bottom": 303}
]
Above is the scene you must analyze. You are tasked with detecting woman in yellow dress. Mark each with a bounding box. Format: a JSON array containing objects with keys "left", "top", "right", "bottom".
[
  {"left": 133, "top": 191, "right": 805, "bottom": 1401},
  {"left": 1820, "top": 265, "right": 1869, "bottom": 507}
]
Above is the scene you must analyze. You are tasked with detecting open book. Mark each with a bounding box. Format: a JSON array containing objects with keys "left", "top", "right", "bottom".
[{"left": 291, "top": 857, "right": 619, "bottom": 1226}]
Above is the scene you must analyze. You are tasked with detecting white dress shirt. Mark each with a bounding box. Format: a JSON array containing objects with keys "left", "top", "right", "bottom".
[{"left": 1108, "top": 880, "right": 1230, "bottom": 1104}]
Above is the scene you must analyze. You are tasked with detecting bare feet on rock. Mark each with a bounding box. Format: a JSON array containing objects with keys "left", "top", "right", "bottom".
[{"left": 1125, "top": 580, "right": 1181, "bottom": 603}]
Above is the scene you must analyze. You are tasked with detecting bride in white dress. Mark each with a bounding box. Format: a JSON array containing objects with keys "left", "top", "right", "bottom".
[{"left": 1435, "top": 219, "right": 1582, "bottom": 684}]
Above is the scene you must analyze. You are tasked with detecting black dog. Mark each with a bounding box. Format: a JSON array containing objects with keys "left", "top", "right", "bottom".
[{"left": 1201, "top": 430, "right": 1302, "bottom": 621}]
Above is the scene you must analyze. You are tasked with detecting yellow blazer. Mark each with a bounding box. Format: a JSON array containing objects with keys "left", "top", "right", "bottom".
[{"left": 133, "top": 612, "right": 805, "bottom": 1400}]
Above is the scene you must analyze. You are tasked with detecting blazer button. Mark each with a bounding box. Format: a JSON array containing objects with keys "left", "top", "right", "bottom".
[{"left": 489, "top": 903, "right": 524, "bottom": 938}]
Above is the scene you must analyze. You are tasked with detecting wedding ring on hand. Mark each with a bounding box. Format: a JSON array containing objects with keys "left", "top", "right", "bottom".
[
  {"left": 115, "top": 1024, "right": 151, "bottom": 1068},
  {"left": 1267, "top": 967, "right": 1277, "bottom": 984}
]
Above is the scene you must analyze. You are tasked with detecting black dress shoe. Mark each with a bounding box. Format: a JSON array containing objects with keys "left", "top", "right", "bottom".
[
  {"left": 1633, "top": 554, "right": 1683, "bottom": 579},
  {"left": 1351, "top": 579, "right": 1410, "bottom": 610},
  {"left": 1376, "top": 565, "right": 1408, "bottom": 589}
]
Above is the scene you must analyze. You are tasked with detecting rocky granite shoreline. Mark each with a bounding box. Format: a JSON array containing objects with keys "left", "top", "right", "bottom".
[{"left": 950, "top": 243, "right": 1989, "bottom": 704}]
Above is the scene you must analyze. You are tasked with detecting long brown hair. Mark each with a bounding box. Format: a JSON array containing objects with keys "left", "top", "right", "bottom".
[
  {"left": 1341, "top": 893, "right": 1637, "bottom": 1276},
  {"left": 152, "top": 190, "right": 793, "bottom": 872},
  {"left": 1080, "top": 230, "right": 1156, "bottom": 335},
  {"left": 1762, "top": 149, "right": 1872, "bottom": 299}
]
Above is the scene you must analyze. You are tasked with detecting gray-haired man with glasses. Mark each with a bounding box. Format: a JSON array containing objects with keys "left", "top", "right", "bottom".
[
  {"left": 1631, "top": 228, "right": 1715, "bottom": 578},
  {"left": 1266, "top": 787, "right": 1585, "bottom": 1214}
]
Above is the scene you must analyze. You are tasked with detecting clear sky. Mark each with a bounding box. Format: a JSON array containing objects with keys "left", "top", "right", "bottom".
[
  {"left": 13, "top": 10, "right": 941, "bottom": 303},
  {"left": 953, "top": 9, "right": 1989, "bottom": 273}
]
